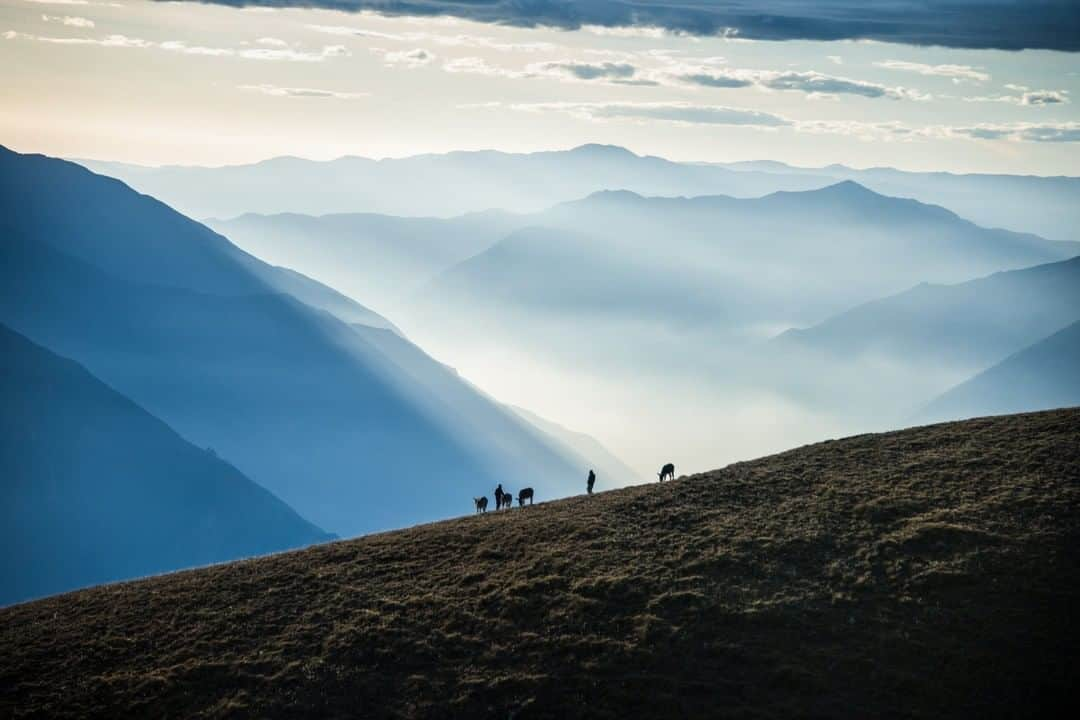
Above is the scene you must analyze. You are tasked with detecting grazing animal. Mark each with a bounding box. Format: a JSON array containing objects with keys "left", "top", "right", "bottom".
[
  {"left": 474, "top": 496, "right": 488, "bottom": 513},
  {"left": 518, "top": 487, "right": 534, "bottom": 506},
  {"left": 658, "top": 463, "right": 675, "bottom": 482},
  {"left": 501, "top": 494, "right": 513, "bottom": 509}
]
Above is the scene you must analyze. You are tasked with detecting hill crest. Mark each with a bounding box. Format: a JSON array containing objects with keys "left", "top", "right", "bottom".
[{"left": 4, "top": 408, "right": 1078, "bottom": 718}]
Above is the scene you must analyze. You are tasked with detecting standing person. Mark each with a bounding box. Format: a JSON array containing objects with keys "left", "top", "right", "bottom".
[
  {"left": 587, "top": 469, "right": 596, "bottom": 495},
  {"left": 494, "top": 483, "right": 504, "bottom": 510}
]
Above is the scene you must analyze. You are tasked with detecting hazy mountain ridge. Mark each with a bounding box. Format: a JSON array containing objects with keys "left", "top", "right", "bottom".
[
  {"left": 918, "top": 321, "right": 1080, "bottom": 423},
  {"left": 75, "top": 144, "right": 838, "bottom": 219},
  {"left": 776, "top": 255, "right": 1080, "bottom": 371},
  {"left": 0, "top": 323, "right": 332, "bottom": 606},
  {"left": 78, "top": 144, "right": 1080, "bottom": 242},
  {"left": 408, "top": 181, "right": 1076, "bottom": 350}
]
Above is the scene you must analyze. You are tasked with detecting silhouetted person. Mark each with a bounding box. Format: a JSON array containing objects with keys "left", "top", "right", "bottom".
[
  {"left": 658, "top": 463, "right": 675, "bottom": 482},
  {"left": 587, "top": 469, "right": 596, "bottom": 494},
  {"left": 494, "top": 484, "right": 504, "bottom": 510}
]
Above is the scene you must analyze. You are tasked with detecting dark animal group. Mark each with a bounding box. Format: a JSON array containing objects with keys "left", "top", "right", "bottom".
[
  {"left": 473, "top": 463, "right": 675, "bottom": 514},
  {"left": 474, "top": 484, "right": 532, "bottom": 513}
]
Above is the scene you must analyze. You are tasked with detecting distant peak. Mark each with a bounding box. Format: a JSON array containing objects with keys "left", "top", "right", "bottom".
[
  {"left": 583, "top": 189, "right": 645, "bottom": 202},
  {"left": 569, "top": 143, "right": 637, "bottom": 158},
  {"left": 820, "top": 179, "right": 877, "bottom": 195}
]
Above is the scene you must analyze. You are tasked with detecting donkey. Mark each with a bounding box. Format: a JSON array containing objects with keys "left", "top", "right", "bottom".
[
  {"left": 500, "top": 493, "right": 513, "bottom": 509},
  {"left": 517, "top": 487, "right": 534, "bottom": 506},
  {"left": 658, "top": 463, "right": 675, "bottom": 482},
  {"left": 474, "top": 496, "right": 488, "bottom": 513}
]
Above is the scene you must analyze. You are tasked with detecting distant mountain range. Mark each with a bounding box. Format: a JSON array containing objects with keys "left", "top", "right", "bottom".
[
  {"left": 404, "top": 183, "right": 1078, "bottom": 365},
  {"left": 208, "top": 210, "right": 522, "bottom": 313},
  {"left": 918, "top": 321, "right": 1080, "bottom": 423},
  {"left": 777, "top": 255, "right": 1080, "bottom": 373},
  {"left": 208, "top": 182, "right": 1078, "bottom": 351},
  {"left": 768, "top": 256, "right": 1080, "bottom": 419},
  {"left": 0, "top": 323, "right": 332, "bottom": 606},
  {"left": 0, "top": 146, "right": 610, "bottom": 542},
  {"left": 80, "top": 144, "right": 1080, "bottom": 242}
]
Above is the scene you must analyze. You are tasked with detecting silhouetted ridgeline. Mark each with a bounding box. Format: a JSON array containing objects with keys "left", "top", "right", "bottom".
[{"left": 3, "top": 409, "right": 1077, "bottom": 718}]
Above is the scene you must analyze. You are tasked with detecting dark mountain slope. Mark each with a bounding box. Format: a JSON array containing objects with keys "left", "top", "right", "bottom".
[
  {"left": 3, "top": 409, "right": 1077, "bottom": 718},
  {"left": 0, "top": 146, "right": 587, "bottom": 537},
  {"left": 919, "top": 321, "right": 1080, "bottom": 422},
  {"left": 0, "top": 324, "right": 331, "bottom": 606}
]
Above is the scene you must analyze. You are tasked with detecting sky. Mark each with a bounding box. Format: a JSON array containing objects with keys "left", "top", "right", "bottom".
[{"left": 2, "top": 0, "right": 1079, "bottom": 173}]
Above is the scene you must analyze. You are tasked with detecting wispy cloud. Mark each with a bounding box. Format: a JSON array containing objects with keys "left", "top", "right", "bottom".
[
  {"left": 193, "top": 0, "right": 1080, "bottom": 51},
  {"left": 4, "top": 29, "right": 350, "bottom": 62},
  {"left": 874, "top": 60, "right": 989, "bottom": 83},
  {"left": 531, "top": 60, "right": 659, "bottom": 85},
  {"left": 40, "top": 14, "right": 95, "bottom": 27},
  {"left": 667, "top": 66, "right": 930, "bottom": 100},
  {"left": 947, "top": 122, "right": 1080, "bottom": 142},
  {"left": 376, "top": 47, "right": 436, "bottom": 67},
  {"left": 964, "top": 89, "right": 1069, "bottom": 106},
  {"left": 510, "top": 101, "right": 792, "bottom": 128},
  {"left": 580, "top": 24, "right": 671, "bottom": 39},
  {"left": 25, "top": 0, "right": 118, "bottom": 5},
  {"left": 486, "top": 101, "right": 1080, "bottom": 143},
  {"left": 239, "top": 83, "right": 369, "bottom": 99},
  {"left": 307, "top": 24, "right": 557, "bottom": 52},
  {"left": 3, "top": 30, "right": 149, "bottom": 47}
]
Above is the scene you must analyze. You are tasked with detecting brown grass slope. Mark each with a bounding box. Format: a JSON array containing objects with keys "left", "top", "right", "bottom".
[{"left": 3, "top": 409, "right": 1079, "bottom": 719}]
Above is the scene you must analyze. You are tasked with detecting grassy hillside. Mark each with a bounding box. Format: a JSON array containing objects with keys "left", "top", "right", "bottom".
[{"left": 3, "top": 409, "right": 1078, "bottom": 718}]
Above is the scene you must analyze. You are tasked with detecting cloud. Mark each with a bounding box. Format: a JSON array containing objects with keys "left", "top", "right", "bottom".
[
  {"left": 190, "top": 1, "right": 1080, "bottom": 51},
  {"left": 826, "top": 55, "right": 842, "bottom": 65},
  {"left": 378, "top": 47, "right": 436, "bottom": 67},
  {"left": 948, "top": 122, "right": 1080, "bottom": 142},
  {"left": 530, "top": 60, "right": 658, "bottom": 85},
  {"left": 4, "top": 30, "right": 350, "bottom": 61},
  {"left": 239, "top": 83, "right": 369, "bottom": 99},
  {"left": 161, "top": 40, "right": 349, "bottom": 61},
  {"left": 484, "top": 101, "right": 1080, "bottom": 142},
  {"left": 581, "top": 24, "right": 671, "bottom": 39},
  {"left": 964, "top": 89, "right": 1069, "bottom": 105},
  {"left": 256, "top": 37, "right": 289, "bottom": 47},
  {"left": 443, "top": 56, "right": 656, "bottom": 85},
  {"left": 307, "top": 24, "right": 557, "bottom": 52},
  {"left": 874, "top": 60, "right": 990, "bottom": 83},
  {"left": 3, "top": 30, "right": 150, "bottom": 47},
  {"left": 443, "top": 56, "right": 522, "bottom": 78},
  {"left": 41, "top": 14, "right": 95, "bottom": 27},
  {"left": 511, "top": 101, "right": 792, "bottom": 128},
  {"left": 669, "top": 66, "right": 929, "bottom": 100},
  {"left": 676, "top": 71, "right": 752, "bottom": 89}
]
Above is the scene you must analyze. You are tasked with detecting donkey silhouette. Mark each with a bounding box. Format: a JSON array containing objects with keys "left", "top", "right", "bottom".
[
  {"left": 658, "top": 463, "right": 675, "bottom": 482},
  {"left": 517, "top": 488, "right": 534, "bottom": 506},
  {"left": 474, "top": 496, "right": 488, "bottom": 513}
]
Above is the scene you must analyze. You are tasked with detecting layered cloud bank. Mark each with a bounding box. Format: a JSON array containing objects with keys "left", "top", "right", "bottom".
[{"left": 187, "top": 0, "right": 1080, "bottom": 51}]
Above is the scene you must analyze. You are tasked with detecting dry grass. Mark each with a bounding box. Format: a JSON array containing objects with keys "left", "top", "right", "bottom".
[{"left": 3, "top": 409, "right": 1079, "bottom": 718}]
